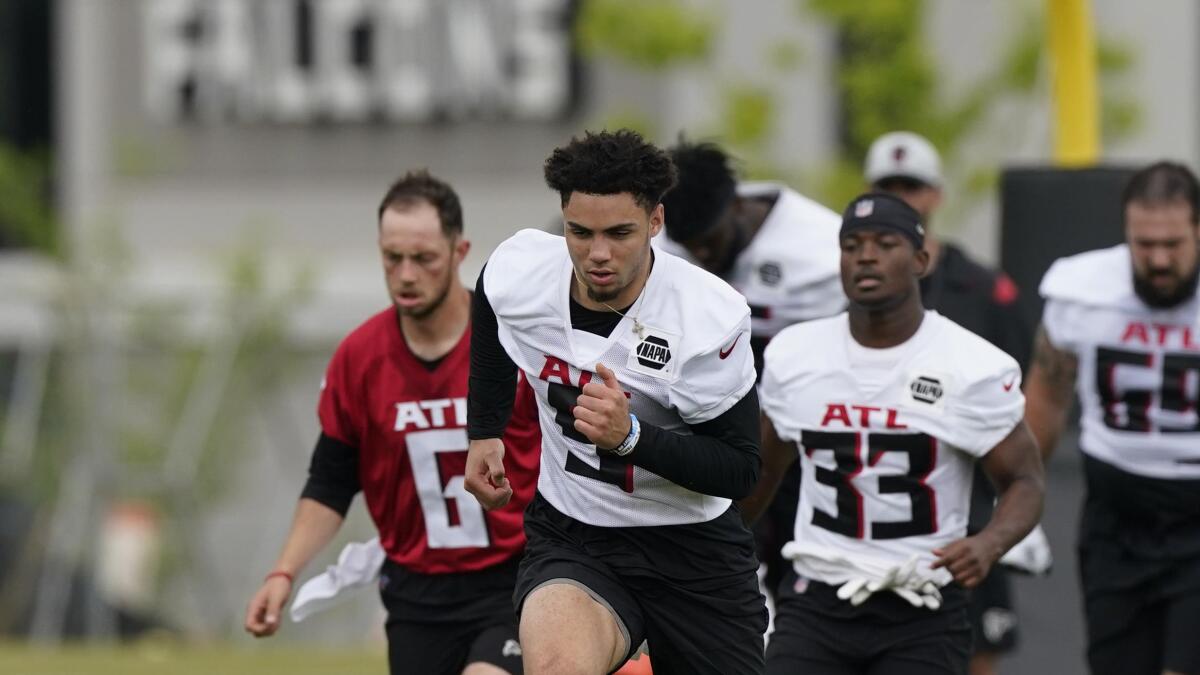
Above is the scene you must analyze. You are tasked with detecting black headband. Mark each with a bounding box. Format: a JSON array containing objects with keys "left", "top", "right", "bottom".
[{"left": 839, "top": 192, "right": 925, "bottom": 250}]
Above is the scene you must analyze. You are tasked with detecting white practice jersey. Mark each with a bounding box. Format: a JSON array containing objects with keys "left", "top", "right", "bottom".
[
  {"left": 655, "top": 183, "right": 846, "bottom": 339},
  {"left": 760, "top": 311, "right": 1024, "bottom": 586},
  {"left": 1040, "top": 244, "right": 1200, "bottom": 479},
  {"left": 484, "top": 229, "right": 757, "bottom": 527}
]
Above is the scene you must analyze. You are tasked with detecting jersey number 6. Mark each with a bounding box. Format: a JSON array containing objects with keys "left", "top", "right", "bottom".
[{"left": 407, "top": 428, "right": 491, "bottom": 548}]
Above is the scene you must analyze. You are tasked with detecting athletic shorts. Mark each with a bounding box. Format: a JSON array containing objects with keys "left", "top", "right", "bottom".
[
  {"left": 1082, "top": 577, "right": 1200, "bottom": 675},
  {"left": 1079, "top": 454, "right": 1200, "bottom": 675},
  {"left": 514, "top": 494, "right": 768, "bottom": 675},
  {"left": 967, "top": 567, "right": 1017, "bottom": 654},
  {"left": 766, "top": 571, "right": 970, "bottom": 675},
  {"left": 379, "top": 557, "right": 523, "bottom": 675}
]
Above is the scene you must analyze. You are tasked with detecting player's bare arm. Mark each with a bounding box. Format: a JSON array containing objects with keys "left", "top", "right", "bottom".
[
  {"left": 932, "top": 421, "right": 1044, "bottom": 588},
  {"left": 244, "top": 498, "right": 345, "bottom": 637},
  {"left": 737, "top": 413, "right": 799, "bottom": 526},
  {"left": 1023, "top": 324, "right": 1078, "bottom": 459}
]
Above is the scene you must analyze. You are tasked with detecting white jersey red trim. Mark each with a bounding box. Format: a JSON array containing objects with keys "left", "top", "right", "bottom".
[
  {"left": 760, "top": 311, "right": 1023, "bottom": 586},
  {"left": 655, "top": 183, "right": 846, "bottom": 338},
  {"left": 484, "top": 229, "right": 757, "bottom": 527},
  {"left": 1040, "top": 244, "right": 1200, "bottom": 479}
]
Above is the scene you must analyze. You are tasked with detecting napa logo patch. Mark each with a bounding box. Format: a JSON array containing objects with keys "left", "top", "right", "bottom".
[
  {"left": 758, "top": 261, "right": 783, "bottom": 287},
  {"left": 626, "top": 326, "right": 678, "bottom": 379},
  {"left": 907, "top": 370, "right": 951, "bottom": 412},
  {"left": 635, "top": 335, "right": 671, "bottom": 370},
  {"left": 910, "top": 375, "right": 943, "bottom": 404}
]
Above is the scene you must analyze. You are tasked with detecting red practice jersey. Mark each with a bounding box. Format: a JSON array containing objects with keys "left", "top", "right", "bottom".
[{"left": 318, "top": 307, "right": 541, "bottom": 574}]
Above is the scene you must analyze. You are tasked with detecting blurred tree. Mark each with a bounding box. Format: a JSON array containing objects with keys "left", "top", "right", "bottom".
[
  {"left": 807, "top": 0, "right": 1139, "bottom": 211},
  {"left": 576, "top": 0, "right": 716, "bottom": 69},
  {"left": 575, "top": 0, "right": 1140, "bottom": 219},
  {"left": 0, "top": 0, "right": 55, "bottom": 253},
  {"left": 3, "top": 213, "right": 320, "bottom": 639},
  {"left": 0, "top": 145, "right": 56, "bottom": 253}
]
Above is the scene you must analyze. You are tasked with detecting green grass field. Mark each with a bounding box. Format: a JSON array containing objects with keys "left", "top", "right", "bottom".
[{"left": 0, "top": 642, "right": 386, "bottom": 675}]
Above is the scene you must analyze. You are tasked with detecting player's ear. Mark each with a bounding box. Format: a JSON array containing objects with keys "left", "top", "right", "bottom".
[
  {"left": 452, "top": 235, "right": 471, "bottom": 265},
  {"left": 648, "top": 203, "right": 664, "bottom": 238},
  {"left": 913, "top": 245, "right": 931, "bottom": 277}
]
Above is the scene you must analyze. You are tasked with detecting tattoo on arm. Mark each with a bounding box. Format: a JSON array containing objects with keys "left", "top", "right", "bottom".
[{"left": 1031, "top": 325, "right": 1077, "bottom": 400}]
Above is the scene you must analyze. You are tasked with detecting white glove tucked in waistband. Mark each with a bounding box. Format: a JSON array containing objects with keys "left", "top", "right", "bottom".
[
  {"left": 835, "top": 555, "right": 943, "bottom": 610},
  {"left": 781, "top": 541, "right": 948, "bottom": 611}
]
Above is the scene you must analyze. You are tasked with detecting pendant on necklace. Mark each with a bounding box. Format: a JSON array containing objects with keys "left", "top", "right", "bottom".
[{"left": 632, "top": 318, "right": 646, "bottom": 340}]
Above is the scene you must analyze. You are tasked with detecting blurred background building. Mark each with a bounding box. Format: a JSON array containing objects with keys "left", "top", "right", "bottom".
[{"left": 1, "top": 0, "right": 1197, "bottom": 671}]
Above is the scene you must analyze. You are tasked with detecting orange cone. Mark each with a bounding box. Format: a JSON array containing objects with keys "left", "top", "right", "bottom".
[{"left": 614, "top": 653, "right": 652, "bottom": 675}]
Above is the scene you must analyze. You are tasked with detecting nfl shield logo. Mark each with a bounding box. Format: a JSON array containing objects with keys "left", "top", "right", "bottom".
[{"left": 855, "top": 199, "right": 874, "bottom": 217}]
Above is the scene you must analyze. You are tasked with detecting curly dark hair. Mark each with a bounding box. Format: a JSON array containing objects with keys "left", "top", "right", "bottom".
[
  {"left": 1123, "top": 161, "right": 1200, "bottom": 224},
  {"left": 661, "top": 138, "right": 739, "bottom": 240},
  {"left": 543, "top": 129, "right": 678, "bottom": 212},
  {"left": 377, "top": 169, "right": 464, "bottom": 237}
]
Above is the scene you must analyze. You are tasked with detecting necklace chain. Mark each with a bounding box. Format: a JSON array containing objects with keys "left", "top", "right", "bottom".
[
  {"left": 599, "top": 299, "right": 645, "bottom": 339},
  {"left": 574, "top": 269, "right": 647, "bottom": 339}
]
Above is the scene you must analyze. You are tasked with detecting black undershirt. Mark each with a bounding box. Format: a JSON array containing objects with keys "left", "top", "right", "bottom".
[
  {"left": 569, "top": 295, "right": 631, "bottom": 336},
  {"left": 301, "top": 433, "right": 360, "bottom": 516},
  {"left": 414, "top": 355, "right": 445, "bottom": 371},
  {"left": 467, "top": 266, "right": 761, "bottom": 500},
  {"left": 394, "top": 303, "right": 453, "bottom": 372}
]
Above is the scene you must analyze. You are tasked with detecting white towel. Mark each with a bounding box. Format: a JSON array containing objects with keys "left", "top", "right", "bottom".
[
  {"left": 289, "top": 537, "right": 386, "bottom": 622},
  {"left": 999, "top": 524, "right": 1053, "bottom": 576}
]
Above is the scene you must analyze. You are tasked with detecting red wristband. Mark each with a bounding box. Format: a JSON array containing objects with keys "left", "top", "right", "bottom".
[{"left": 265, "top": 570, "right": 294, "bottom": 585}]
